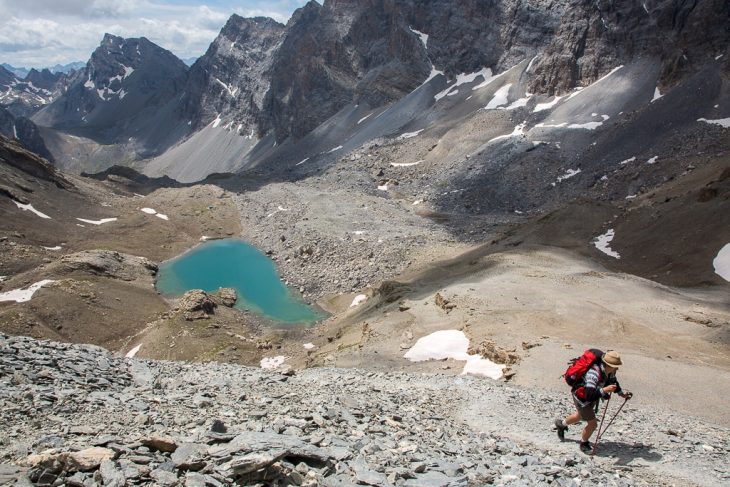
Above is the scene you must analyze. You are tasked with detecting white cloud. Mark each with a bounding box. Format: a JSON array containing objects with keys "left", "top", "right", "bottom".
[{"left": 0, "top": 0, "right": 308, "bottom": 68}]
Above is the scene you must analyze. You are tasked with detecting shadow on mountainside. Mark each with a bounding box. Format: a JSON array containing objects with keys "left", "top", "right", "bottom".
[{"left": 591, "top": 440, "right": 663, "bottom": 466}]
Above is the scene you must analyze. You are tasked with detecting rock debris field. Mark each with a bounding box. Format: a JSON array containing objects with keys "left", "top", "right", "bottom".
[{"left": 1, "top": 334, "right": 729, "bottom": 487}]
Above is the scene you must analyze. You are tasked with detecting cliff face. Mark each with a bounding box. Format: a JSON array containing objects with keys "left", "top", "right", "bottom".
[
  {"left": 181, "top": 16, "right": 286, "bottom": 134},
  {"left": 0, "top": 107, "right": 54, "bottom": 162},
  {"left": 254, "top": 0, "right": 729, "bottom": 142},
  {"left": 260, "top": 0, "right": 431, "bottom": 141},
  {"left": 527, "top": 0, "right": 730, "bottom": 95}
]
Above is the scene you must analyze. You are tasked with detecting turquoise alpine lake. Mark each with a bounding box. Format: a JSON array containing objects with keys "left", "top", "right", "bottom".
[{"left": 156, "top": 239, "right": 325, "bottom": 325}]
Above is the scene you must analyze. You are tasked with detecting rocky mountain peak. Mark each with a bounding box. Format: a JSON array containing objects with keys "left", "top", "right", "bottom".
[
  {"left": 180, "top": 14, "right": 286, "bottom": 133},
  {"left": 25, "top": 68, "right": 60, "bottom": 91},
  {"left": 31, "top": 33, "right": 189, "bottom": 165}
]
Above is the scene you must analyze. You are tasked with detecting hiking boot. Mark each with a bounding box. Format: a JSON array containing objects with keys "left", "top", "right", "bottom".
[
  {"left": 579, "top": 441, "right": 593, "bottom": 454},
  {"left": 554, "top": 419, "right": 567, "bottom": 441}
]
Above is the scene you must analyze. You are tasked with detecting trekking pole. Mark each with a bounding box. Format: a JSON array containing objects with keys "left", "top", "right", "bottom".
[
  {"left": 593, "top": 393, "right": 631, "bottom": 455},
  {"left": 592, "top": 394, "right": 610, "bottom": 454}
]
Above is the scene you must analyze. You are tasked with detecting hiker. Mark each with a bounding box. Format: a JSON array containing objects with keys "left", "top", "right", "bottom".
[{"left": 555, "top": 350, "right": 631, "bottom": 453}]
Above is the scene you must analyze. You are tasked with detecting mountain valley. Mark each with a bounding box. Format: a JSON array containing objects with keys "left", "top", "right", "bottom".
[{"left": 1, "top": 0, "right": 729, "bottom": 486}]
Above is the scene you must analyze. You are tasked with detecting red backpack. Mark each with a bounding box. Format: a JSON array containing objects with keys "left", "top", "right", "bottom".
[{"left": 564, "top": 349, "right": 604, "bottom": 386}]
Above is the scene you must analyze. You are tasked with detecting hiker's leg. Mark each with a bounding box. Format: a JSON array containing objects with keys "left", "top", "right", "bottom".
[
  {"left": 582, "top": 419, "right": 598, "bottom": 442},
  {"left": 564, "top": 410, "right": 581, "bottom": 425}
]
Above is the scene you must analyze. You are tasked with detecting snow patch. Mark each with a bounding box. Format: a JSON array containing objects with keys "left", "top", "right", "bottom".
[
  {"left": 697, "top": 117, "right": 730, "bottom": 128},
  {"left": 76, "top": 218, "right": 117, "bottom": 225},
  {"left": 141, "top": 208, "right": 157, "bottom": 214},
  {"left": 43, "top": 246, "right": 62, "bottom": 251},
  {"left": 212, "top": 114, "right": 222, "bottom": 128},
  {"left": 391, "top": 160, "right": 422, "bottom": 167},
  {"left": 350, "top": 294, "right": 368, "bottom": 308},
  {"left": 436, "top": 68, "right": 492, "bottom": 100},
  {"left": 501, "top": 95, "right": 532, "bottom": 110},
  {"left": 0, "top": 280, "right": 55, "bottom": 303},
  {"left": 13, "top": 201, "right": 51, "bottom": 219},
  {"left": 410, "top": 27, "right": 429, "bottom": 48},
  {"left": 594, "top": 229, "right": 620, "bottom": 259},
  {"left": 556, "top": 168, "right": 581, "bottom": 183},
  {"left": 533, "top": 96, "right": 563, "bottom": 112},
  {"left": 487, "top": 122, "right": 527, "bottom": 144},
  {"left": 155, "top": 213, "right": 169, "bottom": 220},
  {"left": 303, "top": 343, "right": 316, "bottom": 350},
  {"left": 618, "top": 156, "right": 636, "bottom": 165},
  {"left": 358, "top": 113, "right": 373, "bottom": 124},
  {"left": 484, "top": 83, "right": 512, "bottom": 110},
  {"left": 125, "top": 344, "right": 142, "bottom": 358},
  {"left": 537, "top": 114, "right": 609, "bottom": 131},
  {"left": 397, "top": 129, "right": 424, "bottom": 140},
  {"left": 377, "top": 184, "right": 389, "bottom": 191},
  {"left": 295, "top": 158, "right": 309, "bottom": 166},
  {"left": 713, "top": 243, "right": 730, "bottom": 282},
  {"left": 651, "top": 87, "right": 663, "bottom": 102},
  {"left": 260, "top": 356, "right": 286, "bottom": 369},
  {"left": 646, "top": 156, "right": 658, "bottom": 164},
  {"left": 403, "top": 330, "right": 505, "bottom": 380},
  {"left": 327, "top": 146, "right": 343, "bottom": 153},
  {"left": 567, "top": 66, "right": 624, "bottom": 101}
]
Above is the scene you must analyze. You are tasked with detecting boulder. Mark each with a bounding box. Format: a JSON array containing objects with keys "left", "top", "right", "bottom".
[
  {"left": 171, "top": 443, "right": 207, "bottom": 471},
  {"left": 141, "top": 436, "right": 178, "bottom": 453},
  {"left": 179, "top": 290, "right": 217, "bottom": 320},
  {"left": 60, "top": 447, "right": 115, "bottom": 472},
  {"left": 211, "top": 288, "right": 237, "bottom": 307}
]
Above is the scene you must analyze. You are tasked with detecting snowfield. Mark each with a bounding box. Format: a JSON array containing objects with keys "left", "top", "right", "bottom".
[{"left": 404, "top": 330, "right": 505, "bottom": 379}]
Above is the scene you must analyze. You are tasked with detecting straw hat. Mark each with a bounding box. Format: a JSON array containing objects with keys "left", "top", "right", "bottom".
[{"left": 602, "top": 350, "right": 622, "bottom": 368}]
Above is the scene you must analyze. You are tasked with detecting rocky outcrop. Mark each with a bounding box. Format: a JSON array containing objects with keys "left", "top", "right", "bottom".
[
  {"left": 50, "top": 251, "right": 158, "bottom": 282},
  {"left": 212, "top": 287, "right": 238, "bottom": 307},
  {"left": 178, "top": 290, "right": 217, "bottom": 320},
  {"left": 0, "top": 134, "right": 70, "bottom": 189},
  {"left": 177, "top": 288, "right": 238, "bottom": 320}
]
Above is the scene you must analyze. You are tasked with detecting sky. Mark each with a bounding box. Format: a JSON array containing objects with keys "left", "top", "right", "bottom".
[{"left": 0, "top": 0, "right": 310, "bottom": 68}]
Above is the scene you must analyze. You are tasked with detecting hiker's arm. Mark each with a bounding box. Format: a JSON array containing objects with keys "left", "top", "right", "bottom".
[{"left": 607, "top": 374, "right": 623, "bottom": 394}]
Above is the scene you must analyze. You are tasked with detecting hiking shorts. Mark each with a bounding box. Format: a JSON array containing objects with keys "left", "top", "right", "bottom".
[{"left": 573, "top": 398, "right": 598, "bottom": 421}]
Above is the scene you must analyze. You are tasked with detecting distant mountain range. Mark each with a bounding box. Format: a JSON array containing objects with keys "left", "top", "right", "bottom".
[{"left": 1, "top": 62, "right": 85, "bottom": 78}]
